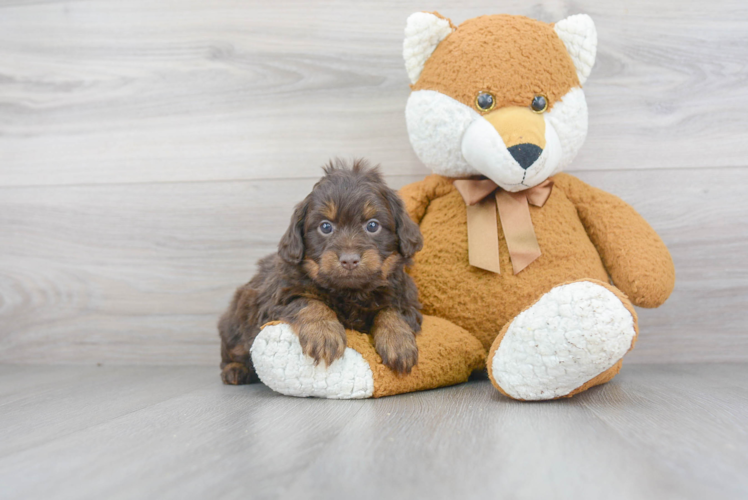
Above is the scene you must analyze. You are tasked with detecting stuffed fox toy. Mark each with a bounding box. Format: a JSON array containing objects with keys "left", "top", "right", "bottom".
[{"left": 248, "top": 12, "right": 676, "bottom": 400}]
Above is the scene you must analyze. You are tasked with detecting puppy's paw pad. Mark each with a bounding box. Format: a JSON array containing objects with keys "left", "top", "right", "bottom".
[{"left": 251, "top": 323, "right": 374, "bottom": 399}]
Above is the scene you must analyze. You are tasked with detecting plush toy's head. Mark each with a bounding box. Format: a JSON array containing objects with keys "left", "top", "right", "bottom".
[{"left": 403, "top": 13, "right": 597, "bottom": 192}]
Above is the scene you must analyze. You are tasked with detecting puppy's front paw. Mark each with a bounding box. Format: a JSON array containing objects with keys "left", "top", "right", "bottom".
[
  {"left": 375, "top": 331, "right": 418, "bottom": 375},
  {"left": 373, "top": 311, "right": 419, "bottom": 375},
  {"left": 296, "top": 320, "right": 347, "bottom": 366}
]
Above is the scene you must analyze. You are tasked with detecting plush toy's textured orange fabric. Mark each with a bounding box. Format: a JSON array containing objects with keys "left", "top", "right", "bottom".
[
  {"left": 413, "top": 15, "right": 579, "bottom": 113},
  {"left": 347, "top": 315, "right": 486, "bottom": 397},
  {"left": 399, "top": 174, "right": 674, "bottom": 351},
  {"left": 553, "top": 175, "right": 676, "bottom": 308}
]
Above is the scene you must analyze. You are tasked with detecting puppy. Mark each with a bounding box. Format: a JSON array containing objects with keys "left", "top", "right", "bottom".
[{"left": 219, "top": 159, "right": 424, "bottom": 385}]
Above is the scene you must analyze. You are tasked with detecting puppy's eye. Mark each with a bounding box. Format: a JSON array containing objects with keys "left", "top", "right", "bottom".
[
  {"left": 531, "top": 95, "right": 548, "bottom": 113},
  {"left": 475, "top": 92, "right": 495, "bottom": 112},
  {"left": 365, "top": 219, "right": 381, "bottom": 234},
  {"left": 318, "top": 221, "right": 334, "bottom": 235}
]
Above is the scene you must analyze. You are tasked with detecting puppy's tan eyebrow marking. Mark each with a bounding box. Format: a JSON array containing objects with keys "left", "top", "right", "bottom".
[
  {"left": 363, "top": 200, "right": 378, "bottom": 220},
  {"left": 321, "top": 200, "right": 337, "bottom": 220}
]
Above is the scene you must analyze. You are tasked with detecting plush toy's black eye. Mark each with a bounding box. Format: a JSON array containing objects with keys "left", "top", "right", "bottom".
[
  {"left": 319, "top": 221, "right": 334, "bottom": 235},
  {"left": 531, "top": 95, "right": 548, "bottom": 113},
  {"left": 475, "top": 92, "right": 495, "bottom": 112},
  {"left": 365, "top": 219, "right": 381, "bottom": 234}
]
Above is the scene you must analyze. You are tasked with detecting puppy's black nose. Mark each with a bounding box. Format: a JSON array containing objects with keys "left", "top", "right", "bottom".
[
  {"left": 339, "top": 253, "right": 360, "bottom": 271},
  {"left": 507, "top": 143, "right": 543, "bottom": 170}
]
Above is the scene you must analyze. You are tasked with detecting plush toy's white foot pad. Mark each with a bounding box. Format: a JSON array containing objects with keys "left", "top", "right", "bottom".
[
  {"left": 250, "top": 323, "right": 374, "bottom": 399},
  {"left": 491, "top": 282, "right": 636, "bottom": 400}
]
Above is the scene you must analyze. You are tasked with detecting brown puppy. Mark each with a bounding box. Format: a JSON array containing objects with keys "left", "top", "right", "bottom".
[{"left": 218, "top": 159, "right": 424, "bottom": 385}]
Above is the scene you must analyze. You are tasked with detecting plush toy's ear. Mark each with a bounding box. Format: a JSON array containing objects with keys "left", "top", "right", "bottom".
[
  {"left": 403, "top": 12, "right": 454, "bottom": 84},
  {"left": 554, "top": 14, "right": 597, "bottom": 85}
]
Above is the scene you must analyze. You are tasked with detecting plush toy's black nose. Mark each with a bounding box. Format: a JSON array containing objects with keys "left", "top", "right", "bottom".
[
  {"left": 339, "top": 253, "right": 360, "bottom": 271},
  {"left": 508, "top": 143, "right": 543, "bottom": 170}
]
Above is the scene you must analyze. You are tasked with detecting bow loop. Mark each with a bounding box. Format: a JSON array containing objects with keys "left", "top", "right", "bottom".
[
  {"left": 525, "top": 179, "right": 554, "bottom": 207},
  {"left": 453, "top": 179, "right": 499, "bottom": 206}
]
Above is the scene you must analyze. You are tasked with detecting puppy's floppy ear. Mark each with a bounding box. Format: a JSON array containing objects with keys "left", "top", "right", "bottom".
[
  {"left": 384, "top": 188, "right": 423, "bottom": 258},
  {"left": 278, "top": 197, "right": 309, "bottom": 264}
]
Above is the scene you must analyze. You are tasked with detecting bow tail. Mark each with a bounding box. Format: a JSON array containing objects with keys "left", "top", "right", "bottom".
[
  {"left": 495, "top": 190, "right": 542, "bottom": 274},
  {"left": 465, "top": 196, "right": 501, "bottom": 274}
]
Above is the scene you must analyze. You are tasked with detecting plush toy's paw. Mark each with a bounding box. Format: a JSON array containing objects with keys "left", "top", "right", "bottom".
[
  {"left": 488, "top": 280, "right": 638, "bottom": 401},
  {"left": 251, "top": 323, "right": 374, "bottom": 399},
  {"left": 250, "top": 316, "right": 486, "bottom": 399}
]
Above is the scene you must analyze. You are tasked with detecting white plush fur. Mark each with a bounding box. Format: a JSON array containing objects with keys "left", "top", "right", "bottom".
[
  {"left": 251, "top": 323, "right": 374, "bottom": 399},
  {"left": 490, "top": 282, "right": 636, "bottom": 400},
  {"left": 554, "top": 14, "right": 598, "bottom": 85},
  {"left": 405, "top": 87, "right": 588, "bottom": 191},
  {"left": 405, "top": 90, "right": 479, "bottom": 178},
  {"left": 543, "top": 87, "right": 589, "bottom": 176},
  {"left": 403, "top": 12, "right": 453, "bottom": 84}
]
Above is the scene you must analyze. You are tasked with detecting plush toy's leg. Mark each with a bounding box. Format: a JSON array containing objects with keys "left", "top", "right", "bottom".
[
  {"left": 488, "top": 279, "right": 638, "bottom": 401},
  {"left": 250, "top": 316, "right": 486, "bottom": 399}
]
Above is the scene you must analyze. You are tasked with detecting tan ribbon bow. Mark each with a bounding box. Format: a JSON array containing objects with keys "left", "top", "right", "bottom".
[{"left": 452, "top": 178, "right": 554, "bottom": 275}]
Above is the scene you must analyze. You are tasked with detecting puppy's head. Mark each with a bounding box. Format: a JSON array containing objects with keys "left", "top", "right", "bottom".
[{"left": 278, "top": 159, "right": 422, "bottom": 290}]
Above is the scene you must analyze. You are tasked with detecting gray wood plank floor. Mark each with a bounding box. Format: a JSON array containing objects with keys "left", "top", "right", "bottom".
[{"left": 1, "top": 364, "right": 746, "bottom": 500}]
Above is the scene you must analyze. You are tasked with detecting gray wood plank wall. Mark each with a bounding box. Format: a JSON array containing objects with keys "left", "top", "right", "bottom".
[{"left": 1, "top": 0, "right": 746, "bottom": 365}]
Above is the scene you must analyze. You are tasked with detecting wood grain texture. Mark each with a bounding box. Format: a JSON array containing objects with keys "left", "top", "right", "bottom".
[
  {"left": 0, "top": 364, "right": 746, "bottom": 499},
  {"left": 0, "top": 0, "right": 747, "bottom": 187},
  {"left": 0, "top": 1, "right": 747, "bottom": 365}
]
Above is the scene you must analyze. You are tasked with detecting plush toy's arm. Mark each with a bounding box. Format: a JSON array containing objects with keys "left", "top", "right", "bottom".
[
  {"left": 553, "top": 173, "right": 675, "bottom": 308},
  {"left": 398, "top": 174, "right": 455, "bottom": 224}
]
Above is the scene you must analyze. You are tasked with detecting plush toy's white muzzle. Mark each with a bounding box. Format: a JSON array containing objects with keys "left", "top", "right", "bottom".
[
  {"left": 460, "top": 112, "right": 564, "bottom": 191},
  {"left": 405, "top": 88, "right": 589, "bottom": 191}
]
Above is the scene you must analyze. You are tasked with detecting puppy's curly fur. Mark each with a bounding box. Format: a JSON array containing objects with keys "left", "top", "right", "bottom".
[{"left": 219, "top": 159, "right": 424, "bottom": 385}]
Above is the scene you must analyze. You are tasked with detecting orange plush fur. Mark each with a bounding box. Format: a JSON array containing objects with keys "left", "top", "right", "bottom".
[
  {"left": 400, "top": 173, "right": 674, "bottom": 352},
  {"left": 413, "top": 15, "right": 579, "bottom": 113}
]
